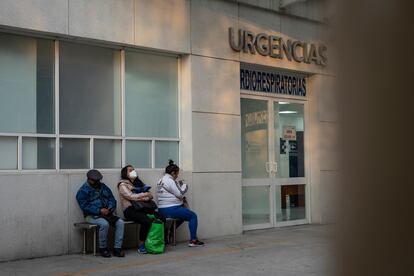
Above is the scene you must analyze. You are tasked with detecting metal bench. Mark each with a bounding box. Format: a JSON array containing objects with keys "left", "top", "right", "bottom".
[{"left": 74, "top": 218, "right": 177, "bottom": 255}]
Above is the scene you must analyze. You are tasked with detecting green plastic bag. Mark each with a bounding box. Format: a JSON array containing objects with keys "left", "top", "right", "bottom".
[{"left": 144, "top": 214, "right": 165, "bottom": 254}]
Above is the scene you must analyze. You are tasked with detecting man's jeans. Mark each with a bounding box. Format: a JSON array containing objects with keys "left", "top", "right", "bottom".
[{"left": 86, "top": 217, "right": 125, "bottom": 249}]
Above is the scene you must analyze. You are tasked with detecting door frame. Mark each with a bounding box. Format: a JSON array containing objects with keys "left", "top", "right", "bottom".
[{"left": 241, "top": 91, "right": 311, "bottom": 230}]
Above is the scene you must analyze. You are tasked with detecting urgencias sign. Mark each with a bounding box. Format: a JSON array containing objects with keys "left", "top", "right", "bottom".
[{"left": 229, "top": 27, "right": 327, "bottom": 66}]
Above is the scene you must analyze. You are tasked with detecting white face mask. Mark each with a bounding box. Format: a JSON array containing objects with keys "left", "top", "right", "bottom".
[{"left": 128, "top": 170, "right": 137, "bottom": 180}]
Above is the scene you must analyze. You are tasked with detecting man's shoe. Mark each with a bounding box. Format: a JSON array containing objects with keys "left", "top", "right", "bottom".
[
  {"left": 188, "top": 240, "right": 205, "bottom": 247},
  {"left": 113, "top": 248, "right": 125, "bottom": 257},
  {"left": 99, "top": 248, "right": 112, "bottom": 258},
  {"left": 137, "top": 244, "right": 147, "bottom": 254}
]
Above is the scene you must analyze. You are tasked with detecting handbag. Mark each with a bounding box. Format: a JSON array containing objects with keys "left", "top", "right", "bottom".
[
  {"left": 182, "top": 196, "right": 190, "bottom": 208},
  {"left": 132, "top": 199, "right": 158, "bottom": 212}
]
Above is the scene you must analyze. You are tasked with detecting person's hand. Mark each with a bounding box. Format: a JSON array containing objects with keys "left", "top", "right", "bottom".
[
  {"left": 143, "top": 192, "right": 152, "bottom": 198},
  {"left": 100, "top": 208, "right": 110, "bottom": 216}
]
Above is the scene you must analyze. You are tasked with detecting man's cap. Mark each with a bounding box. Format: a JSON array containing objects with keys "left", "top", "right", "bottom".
[{"left": 87, "top": 169, "right": 103, "bottom": 181}]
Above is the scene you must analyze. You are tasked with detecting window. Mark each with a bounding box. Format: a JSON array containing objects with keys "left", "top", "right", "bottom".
[
  {"left": 94, "top": 139, "right": 121, "bottom": 169},
  {"left": 155, "top": 141, "right": 179, "bottom": 169},
  {"left": 125, "top": 51, "right": 178, "bottom": 138},
  {"left": 0, "top": 33, "right": 54, "bottom": 170},
  {"left": 0, "top": 33, "right": 180, "bottom": 170},
  {"left": 276, "top": 184, "right": 306, "bottom": 221},
  {"left": 242, "top": 186, "right": 271, "bottom": 225},
  {"left": 125, "top": 51, "right": 179, "bottom": 168},
  {"left": 0, "top": 33, "right": 54, "bottom": 134},
  {"left": 126, "top": 140, "right": 152, "bottom": 168},
  {"left": 274, "top": 102, "right": 305, "bottom": 178},
  {"left": 60, "top": 138, "right": 90, "bottom": 169},
  {"left": 22, "top": 137, "right": 55, "bottom": 169},
  {"left": 0, "top": 137, "right": 18, "bottom": 170},
  {"left": 59, "top": 42, "right": 121, "bottom": 136}
]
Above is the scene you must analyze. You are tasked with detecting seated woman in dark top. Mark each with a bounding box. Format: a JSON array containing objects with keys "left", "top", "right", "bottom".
[{"left": 117, "top": 165, "right": 165, "bottom": 254}]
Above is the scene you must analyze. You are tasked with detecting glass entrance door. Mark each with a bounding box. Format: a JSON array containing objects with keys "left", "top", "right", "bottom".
[
  {"left": 273, "top": 101, "right": 308, "bottom": 226},
  {"left": 241, "top": 98, "right": 273, "bottom": 229},
  {"left": 241, "top": 97, "right": 308, "bottom": 230}
]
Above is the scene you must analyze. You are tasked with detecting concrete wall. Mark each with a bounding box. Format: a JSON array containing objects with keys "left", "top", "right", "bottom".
[
  {"left": 308, "top": 74, "right": 338, "bottom": 223},
  {"left": 0, "top": 173, "right": 69, "bottom": 261},
  {"left": 0, "top": 170, "right": 192, "bottom": 261},
  {"left": 226, "top": 0, "right": 332, "bottom": 23},
  {"left": 0, "top": 0, "right": 191, "bottom": 52},
  {"left": 0, "top": 0, "right": 335, "bottom": 261}
]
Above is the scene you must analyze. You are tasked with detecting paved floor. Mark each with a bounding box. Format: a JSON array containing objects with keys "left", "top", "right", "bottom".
[{"left": 0, "top": 225, "right": 333, "bottom": 276}]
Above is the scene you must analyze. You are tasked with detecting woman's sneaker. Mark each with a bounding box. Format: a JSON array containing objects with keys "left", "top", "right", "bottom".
[
  {"left": 137, "top": 244, "right": 147, "bottom": 254},
  {"left": 188, "top": 240, "right": 205, "bottom": 247}
]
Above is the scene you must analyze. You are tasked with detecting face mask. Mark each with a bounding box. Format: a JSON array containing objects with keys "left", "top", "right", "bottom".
[{"left": 129, "top": 170, "right": 137, "bottom": 180}]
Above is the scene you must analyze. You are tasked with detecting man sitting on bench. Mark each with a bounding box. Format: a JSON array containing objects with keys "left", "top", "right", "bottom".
[{"left": 76, "top": 169, "right": 125, "bottom": 258}]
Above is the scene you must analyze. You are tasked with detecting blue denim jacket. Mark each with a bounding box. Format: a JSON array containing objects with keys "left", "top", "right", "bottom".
[{"left": 76, "top": 182, "right": 117, "bottom": 217}]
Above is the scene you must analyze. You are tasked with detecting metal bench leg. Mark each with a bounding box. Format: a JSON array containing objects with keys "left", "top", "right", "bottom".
[
  {"left": 93, "top": 228, "right": 97, "bottom": 256},
  {"left": 82, "top": 229, "right": 87, "bottom": 254},
  {"left": 136, "top": 224, "right": 140, "bottom": 248},
  {"left": 172, "top": 220, "right": 177, "bottom": 246}
]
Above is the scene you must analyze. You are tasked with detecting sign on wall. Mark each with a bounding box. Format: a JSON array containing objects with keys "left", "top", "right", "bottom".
[
  {"left": 244, "top": 111, "right": 268, "bottom": 128},
  {"left": 283, "top": 126, "right": 297, "bottom": 141},
  {"left": 240, "top": 65, "right": 307, "bottom": 96},
  {"left": 229, "top": 27, "right": 327, "bottom": 67}
]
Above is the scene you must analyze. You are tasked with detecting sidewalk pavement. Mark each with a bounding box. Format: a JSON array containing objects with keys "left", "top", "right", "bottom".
[{"left": 0, "top": 224, "right": 333, "bottom": 276}]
